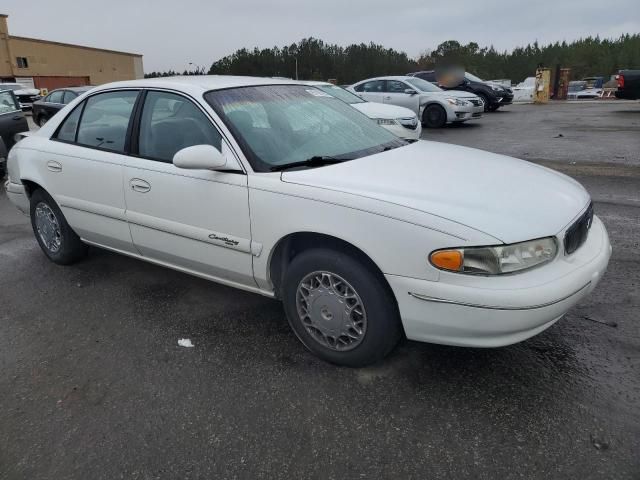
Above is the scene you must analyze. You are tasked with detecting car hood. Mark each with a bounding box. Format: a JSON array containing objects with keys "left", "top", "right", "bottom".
[
  {"left": 15, "top": 88, "right": 40, "bottom": 95},
  {"left": 281, "top": 141, "right": 590, "bottom": 244},
  {"left": 352, "top": 101, "right": 416, "bottom": 119}
]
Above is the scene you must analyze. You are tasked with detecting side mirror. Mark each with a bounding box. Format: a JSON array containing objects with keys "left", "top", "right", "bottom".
[
  {"left": 173, "top": 144, "right": 240, "bottom": 171},
  {"left": 404, "top": 88, "right": 417, "bottom": 95}
]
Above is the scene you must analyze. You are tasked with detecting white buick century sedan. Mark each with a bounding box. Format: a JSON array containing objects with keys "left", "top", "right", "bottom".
[{"left": 5, "top": 76, "right": 611, "bottom": 366}]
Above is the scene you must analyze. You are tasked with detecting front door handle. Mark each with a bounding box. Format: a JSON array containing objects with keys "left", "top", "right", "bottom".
[
  {"left": 383, "top": 96, "right": 391, "bottom": 100},
  {"left": 13, "top": 116, "right": 23, "bottom": 121},
  {"left": 47, "top": 160, "right": 62, "bottom": 173},
  {"left": 130, "top": 178, "right": 151, "bottom": 193}
]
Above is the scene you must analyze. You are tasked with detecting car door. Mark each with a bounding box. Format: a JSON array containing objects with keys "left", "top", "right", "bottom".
[
  {"left": 0, "top": 90, "right": 28, "bottom": 149},
  {"left": 43, "top": 89, "right": 140, "bottom": 253},
  {"left": 353, "top": 80, "right": 385, "bottom": 103},
  {"left": 123, "top": 89, "right": 254, "bottom": 287},
  {"left": 382, "top": 80, "right": 421, "bottom": 114}
]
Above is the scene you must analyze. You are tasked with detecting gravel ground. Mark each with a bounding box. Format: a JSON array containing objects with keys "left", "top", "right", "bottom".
[{"left": 1, "top": 101, "right": 639, "bottom": 479}]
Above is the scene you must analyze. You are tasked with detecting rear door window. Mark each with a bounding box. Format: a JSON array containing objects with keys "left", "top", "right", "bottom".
[
  {"left": 63, "top": 91, "right": 78, "bottom": 104},
  {"left": 75, "top": 90, "right": 139, "bottom": 153},
  {"left": 48, "top": 91, "right": 64, "bottom": 104}
]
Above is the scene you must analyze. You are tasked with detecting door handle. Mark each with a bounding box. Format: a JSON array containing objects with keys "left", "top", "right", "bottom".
[
  {"left": 13, "top": 116, "right": 23, "bottom": 121},
  {"left": 384, "top": 96, "right": 391, "bottom": 100},
  {"left": 46, "top": 160, "right": 62, "bottom": 173},
  {"left": 129, "top": 178, "right": 151, "bottom": 193}
]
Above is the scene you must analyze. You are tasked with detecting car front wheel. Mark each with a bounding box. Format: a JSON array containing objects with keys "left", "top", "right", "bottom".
[
  {"left": 30, "top": 189, "right": 88, "bottom": 265},
  {"left": 282, "top": 248, "right": 402, "bottom": 367},
  {"left": 422, "top": 104, "right": 447, "bottom": 128}
]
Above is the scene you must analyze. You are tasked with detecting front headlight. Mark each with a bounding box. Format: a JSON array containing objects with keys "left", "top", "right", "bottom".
[
  {"left": 376, "top": 118, "right": 397, "bottom": 126},
  {"left": 398, "top": 116, "right": 418, "bottom": 128},
  {"left": 491, "top": 85, "right": 503, "bottom": 92},
  {"left": 446, "top": 98, "right": 468, "bottom": 106},
  {"left": 429, "top": 237, "right": 558, "bottom": 275}
]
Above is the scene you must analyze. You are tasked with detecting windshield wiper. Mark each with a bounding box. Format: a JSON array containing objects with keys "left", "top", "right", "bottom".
[{"left": 270, "top": 156, "right": 347, "bottom": 172}]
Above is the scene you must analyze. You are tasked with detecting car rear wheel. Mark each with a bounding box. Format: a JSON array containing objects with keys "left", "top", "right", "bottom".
[
  {"left": 282, "top": 248, "right": 402, "bottom": 367},
  {"left": 422, "top": 104, "right": 447, "bottom": 128},
  {"left": 30, "top": 189, "right": 88, "bottom": 265},
  {"left": 37, "top": 115, "right": 49, "bottom": 127}
]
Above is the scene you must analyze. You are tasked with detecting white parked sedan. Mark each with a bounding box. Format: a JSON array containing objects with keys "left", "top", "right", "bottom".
[
  {"left": 300, "top": 81, "right": 421, "bottom": 140},
  {"left": 5, "top": 76, "right": 611, "bottom": 367},
  {"left": 348, "top": 76, "right": 484, "bottom": 128}
]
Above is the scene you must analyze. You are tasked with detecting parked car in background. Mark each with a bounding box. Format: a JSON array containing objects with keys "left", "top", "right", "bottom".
[
  {"left": 348, "top": 76, "right": 483, "bottom": 128},
  {"left": 32, "top": 86, "right": 93, "bottom": 127},
  {"left": 300, "top": 81, "right": 421, "bottom": 140},
  {"left": 0, "top": 83, "right": 42, "bottom": 110},
  {"left": 408, "top": 71, "right": 513, "bottom": 112},
  {"left": 567, "top": 81, "right": 602, "bottom": 99},
  {"left": 5, "top": 76, "right": 610, "bottom": 366},
  {"left": 0, "top": 89, "right": 29, "bottom": 178},
  {"left": 615, "top": 70, "right": 640, "bottom": 100}
]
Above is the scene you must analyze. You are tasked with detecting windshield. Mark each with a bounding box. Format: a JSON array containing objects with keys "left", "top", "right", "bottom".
[
  {"left": 0, "top": 84, "right": 23, "bottom": 91},
  {"left": 205, "top": 85, "right": 406, "bottom": 172},
  {"left": 465, "top": 72, "right": 484, "bottom": 83},
  {"left": 316, "top": 84, "right": 365, "bottom": 104},
  {"left": 404, "top": 77, "right": 442, "bottom": 93}
]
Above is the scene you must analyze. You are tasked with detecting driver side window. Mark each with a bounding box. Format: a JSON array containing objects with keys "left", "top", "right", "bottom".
[
  {"left": 138, "top": 91, "right": 222, "bottom": 163},
  {"left": 385, "top": 81, "right": 409, "bottom": 93}
]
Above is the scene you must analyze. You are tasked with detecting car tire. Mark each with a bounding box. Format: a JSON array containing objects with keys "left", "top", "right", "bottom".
[
  {"left": 37, "top": 116, "right": 48, "bottom": 127},
  {"left": 282, "top": 248, "right": 402, "bottom": 367},
  {"left": 30, "top": 189, "right": 88, "bottom": 265},
  {"left": 478, "top": 94, "right": 492, "bottom": 112},
  {"left": 422, "top": 104, "right": 447, "bottom": 128}
]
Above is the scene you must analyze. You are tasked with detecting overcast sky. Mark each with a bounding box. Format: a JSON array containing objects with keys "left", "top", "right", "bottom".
[{"left": 3, "top": 0, "right": 639, "bottom": 72}]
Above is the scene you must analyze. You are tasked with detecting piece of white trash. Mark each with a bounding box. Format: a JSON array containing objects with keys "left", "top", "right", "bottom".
[{"left": 178, "top": 338, "right": 194, "bottom": 348}]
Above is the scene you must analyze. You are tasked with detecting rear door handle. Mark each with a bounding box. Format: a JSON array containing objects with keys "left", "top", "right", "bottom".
[
  {"left": 130, "top": 178, "right": 151, "bottom": 193},
  {"left": 383, "top": 96, "right": 391, "bottom": 100},
  {"left": 13, "top": 116, "right": 23, "bottom": 121},
  {"left": 47, "top": 160, "right": 62, "bottom": 173}
]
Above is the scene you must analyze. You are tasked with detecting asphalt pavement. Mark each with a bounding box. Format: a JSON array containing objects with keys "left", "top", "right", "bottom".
[{"left": 1, "top": 102, "right": 639, "bottom": 479}]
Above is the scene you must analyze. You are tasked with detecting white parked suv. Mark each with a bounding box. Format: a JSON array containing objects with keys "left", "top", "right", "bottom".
[
  {"left": 348, "top": 76, "right": 484, "bottom": 128},
  {"left": 299, "top": 81, "right": 421, "bottom": 140},
  {"left": 5, "top": 76, "right": 611, "bottom": 366}
]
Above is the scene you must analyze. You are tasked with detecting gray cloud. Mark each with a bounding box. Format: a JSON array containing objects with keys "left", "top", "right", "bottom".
[{"left": 2, "top": 0, "right": 638, "bottom": 72}]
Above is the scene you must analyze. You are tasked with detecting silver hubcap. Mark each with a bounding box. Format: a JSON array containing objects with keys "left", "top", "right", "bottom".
[
  {"left": 296, "top": 271, "right": 367, "bottom": 351},
  {"left": 34, "top": 202, "right": 62, "bottom": 253}
]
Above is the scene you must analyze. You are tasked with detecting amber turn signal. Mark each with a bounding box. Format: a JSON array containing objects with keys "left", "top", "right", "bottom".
[{"left": 430, "top": 250, "right": 463, "bottom": 272}]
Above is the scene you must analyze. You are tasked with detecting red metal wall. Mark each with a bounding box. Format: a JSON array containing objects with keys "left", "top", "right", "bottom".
[{"left": 33, "top": 76, "right": 91, "bottom": 90}]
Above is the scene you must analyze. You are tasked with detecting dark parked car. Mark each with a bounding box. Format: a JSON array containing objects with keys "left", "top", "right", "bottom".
[
  {"left": 408, "top": 71, "right": 514, "bottom": 111},
  {"left": 615, "top": 70, "right": 640, "bottom": 100},
  {"left": 0, "top": 89, "right": 29, "bottom": 178},
  {"left": 32, "top": 86, "right": 93, "bottom": 127},
  {"left": 0, "top": 83, "right": 42, "bottom": 110}
]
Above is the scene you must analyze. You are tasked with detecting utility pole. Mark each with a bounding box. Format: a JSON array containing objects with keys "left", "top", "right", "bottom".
[{"left": 295, "top": 58, "right": 298, "bottom": 80}]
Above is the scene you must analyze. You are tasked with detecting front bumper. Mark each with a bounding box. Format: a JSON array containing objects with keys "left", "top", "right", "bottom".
[
  {"left": 386, "top": 215, "right": 611, "bottom": 347},
  {"left": 5, "top": 180, "right": 30, "bottom": 214},
  {"left": 449, "top": 104, "right": 482, "bottom": 122}
]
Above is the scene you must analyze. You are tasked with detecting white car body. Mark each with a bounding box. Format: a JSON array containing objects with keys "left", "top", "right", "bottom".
[
  {"left": 347, "top": 76, "right": 484, "bottom": 126},
  {"left": 6, "top": 76, "right": 611, "bottom": 362},
  {"left": 299, "top": 81, "right": 421, "bottom": 140}
]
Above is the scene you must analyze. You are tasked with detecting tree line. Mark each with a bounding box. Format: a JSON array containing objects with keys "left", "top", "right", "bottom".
[{"left": 145, "top": 34, "right": 640, "bottom": 84}]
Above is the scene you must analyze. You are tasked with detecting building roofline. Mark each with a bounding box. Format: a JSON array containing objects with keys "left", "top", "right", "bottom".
[{"left": 9, "top": 35, "right": 142, "bottom": 57}]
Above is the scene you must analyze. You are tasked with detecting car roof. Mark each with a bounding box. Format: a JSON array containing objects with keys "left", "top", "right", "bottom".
[
  {"left": 49, "top": 86, "right": 93, "bottom": 93},
  {"left": 297, "top": 80, "right": 333, "bottom": 86},
  {"left": 92, "top": 75, "right": 300, "bottom": 94},
  {"left": 354, "top": 76, "right": 416, "bottom": 84}
]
